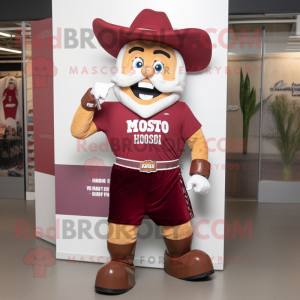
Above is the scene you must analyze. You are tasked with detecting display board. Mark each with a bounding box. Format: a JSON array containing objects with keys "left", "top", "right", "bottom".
[{"left": 53, "top": 0, "right": 228, "bottom": 270}]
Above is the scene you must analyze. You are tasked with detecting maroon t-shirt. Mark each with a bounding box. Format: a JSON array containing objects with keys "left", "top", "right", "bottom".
[{"left": 93, "top": 101, "right": 201, "bottom": 161}]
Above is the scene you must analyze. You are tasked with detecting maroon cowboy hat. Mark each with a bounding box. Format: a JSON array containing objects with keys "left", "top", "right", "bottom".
[{"left": 93, "top": 9, "right": 212, "bottom": 72}]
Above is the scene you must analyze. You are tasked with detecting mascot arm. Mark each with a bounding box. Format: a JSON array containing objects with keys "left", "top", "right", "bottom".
[
  {"left": 71, "top": 88, "right": 98, "bottom": 139},
  {"left": 187, "top": 128, "right": 208, "bottom": 161},
  {"left": 71, "top": 83, "right": 114, "bottom": 139},
  {"left": 186, "top": 128, "right": 211, "bottom": 195},
  {"left": 71, "top": 104, "right": 98, "bottom": 139}
]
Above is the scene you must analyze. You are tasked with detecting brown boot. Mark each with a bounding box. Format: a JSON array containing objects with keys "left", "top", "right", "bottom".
[
  {"left": 164, "top": 235, "right": 214, "bottom": 280},
  {"left": 95, "top": 241, "right": 136, "bottom": 294}
]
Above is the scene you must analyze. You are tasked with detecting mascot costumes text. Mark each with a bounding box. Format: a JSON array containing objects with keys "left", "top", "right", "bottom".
[{"left": 71, "top": 9, "right": 213, "bottom": 294}]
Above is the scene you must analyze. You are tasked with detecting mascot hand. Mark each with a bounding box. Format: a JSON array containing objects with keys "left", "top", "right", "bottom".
[
  {"left": 186, "top": 175, "right": 211, "bottom": 195},
  {"left": 91, "top": 82, "right": 114, "bottom": 100}
]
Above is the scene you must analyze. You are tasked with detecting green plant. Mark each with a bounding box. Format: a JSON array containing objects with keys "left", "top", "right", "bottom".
[
  {"left": 239, "top": 69, "right": 271, "bottom": 154},
  {"left": 265, "top": 94, "right": 300, "bottom": 181}
]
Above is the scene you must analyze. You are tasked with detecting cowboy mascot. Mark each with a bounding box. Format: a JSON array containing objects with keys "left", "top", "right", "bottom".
[{"left": 71, "top": 9, "right": 213, "bottom": 294}]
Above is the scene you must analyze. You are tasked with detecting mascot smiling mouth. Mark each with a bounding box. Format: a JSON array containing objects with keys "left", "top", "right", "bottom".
[{"left": 130, "top": 80, "right": 162, "bottom": 100}]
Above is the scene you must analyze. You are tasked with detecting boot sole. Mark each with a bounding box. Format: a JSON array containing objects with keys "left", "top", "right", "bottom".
[
  {"left": 95, "top": 285, "right": 132, "bottom": 294},
  {"left": 165, "top": 269, "right": 214, "bottom": 281},
  {"left": 183, "top": 269, "right": 215, "bottom": 280}
]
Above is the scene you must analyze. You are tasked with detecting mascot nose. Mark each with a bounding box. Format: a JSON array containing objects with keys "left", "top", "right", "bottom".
[{"left": 141, "top": 66, "right": 154, "bottom": 77}]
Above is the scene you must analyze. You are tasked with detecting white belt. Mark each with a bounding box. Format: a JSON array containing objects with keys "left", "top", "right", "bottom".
[{"left": 115, "top": 157, "right": 180, "bottom": 173}]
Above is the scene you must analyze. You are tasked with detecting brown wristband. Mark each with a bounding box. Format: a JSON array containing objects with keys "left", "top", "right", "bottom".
[
  {"left": 81, "top": 88, "right": 96, "bottom": 111},
  {"left": 189, "top": 159, "right": 210, "bottom": 179}
]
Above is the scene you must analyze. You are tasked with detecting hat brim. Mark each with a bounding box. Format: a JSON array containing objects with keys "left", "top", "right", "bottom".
[{"left": 93, "top": 18, "right": 212, "bottom": 72}]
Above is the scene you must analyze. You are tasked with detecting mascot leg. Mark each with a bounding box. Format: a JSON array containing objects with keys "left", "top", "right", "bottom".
[
  {"left": 95, "top": 223, "right": 138, "bottom": 294},
  {"left": 162, "top": 221, "right": 214, "bottom": 280}
]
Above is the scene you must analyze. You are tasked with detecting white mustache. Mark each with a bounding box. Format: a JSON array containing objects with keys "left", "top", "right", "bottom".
[
  {"left": 111, "top": 68, "right": 184, "bottom": 96},
  {"left": 150, "top": 73, "right": 183, "bottom": 95},
  {"left": 111, "top": 68, "right": 144, "bottom": 88}
]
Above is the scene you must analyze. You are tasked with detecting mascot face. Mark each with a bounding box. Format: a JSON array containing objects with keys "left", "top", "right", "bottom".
[
  {"left": 8, "top": 81, "right": 15, "bottom": 90},
  {"left": 112, "top": 40, "right": 186, "bottom": 119}
]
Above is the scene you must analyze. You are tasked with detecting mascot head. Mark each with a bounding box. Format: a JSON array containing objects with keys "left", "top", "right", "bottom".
[
  {"left": 93, "top": 9, "right": 212, "bottom": 118},
  {"left": 8, "top": 77, "right": 17, "bottom": 90}
]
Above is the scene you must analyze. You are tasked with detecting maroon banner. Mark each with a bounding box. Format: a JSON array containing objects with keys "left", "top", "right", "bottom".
[{"left": 31, "top": 18, "right": 55, "bottom": 176}]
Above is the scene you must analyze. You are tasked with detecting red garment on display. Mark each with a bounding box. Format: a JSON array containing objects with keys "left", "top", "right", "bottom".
[
  {"left": 2, "top": 87, "right": 18, "bottom": 120},
  {"left": 92, "top": 101, "right": 201, "bottom": 161}
]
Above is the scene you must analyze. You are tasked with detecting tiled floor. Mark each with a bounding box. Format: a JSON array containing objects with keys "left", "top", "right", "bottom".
[{"left": 0, "top": 198, "right": 300, "bottom": 300}]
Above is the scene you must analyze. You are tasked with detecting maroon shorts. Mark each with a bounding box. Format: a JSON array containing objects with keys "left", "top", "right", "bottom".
[{"left": 108, "top": 164, "right": 194, "bottom": 226}]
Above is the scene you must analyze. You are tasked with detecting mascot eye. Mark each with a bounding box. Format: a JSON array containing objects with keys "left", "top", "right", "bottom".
[
  {"left": 153, "top": 61, "right": 164, "bottom": 73},
  {"left": 43, "top": 66, "right": 47, "bottom": 71},
  {"left": 132, "top": 57, "right": 144, "bottom": 69}
]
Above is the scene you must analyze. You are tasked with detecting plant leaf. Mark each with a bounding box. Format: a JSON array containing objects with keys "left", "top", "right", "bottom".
[
  {"left": 248, "top": 88, "right": 256, "bottom": 120},
  {"left": 244, "top": 74, "right": 251, "bottom": 99},
  {"left": 265, "top": 94, "right": 300, "bottom": 170},
  {"left": 239, "top": 69, "right": 245, "bottom": 113},
  {"left": 250, "top": 94, "right": 272, "bottom": 118}
]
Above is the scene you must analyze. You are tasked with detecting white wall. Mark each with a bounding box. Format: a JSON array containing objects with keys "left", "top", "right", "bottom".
[
  {"left": 35, "top": 172, "right": 56, "bottom": 244},
  {"left": 53, "top": 0, "right": 228, "bottom": 270}
]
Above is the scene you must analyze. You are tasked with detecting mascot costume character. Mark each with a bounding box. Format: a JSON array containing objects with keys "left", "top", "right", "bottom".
[{"left": 71, "top": 9, "right": 213, "bottom": 295}]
